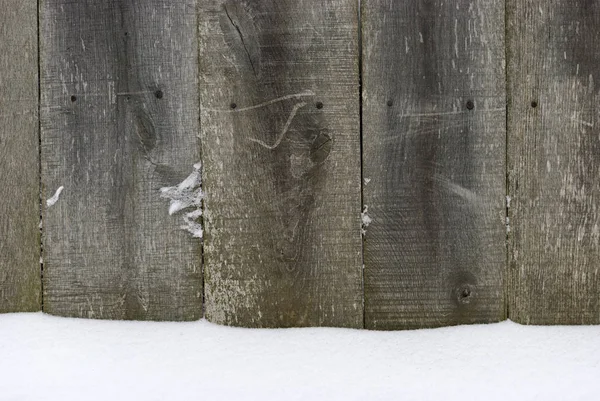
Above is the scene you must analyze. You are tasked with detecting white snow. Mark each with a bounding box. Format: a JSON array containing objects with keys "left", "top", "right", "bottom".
[
  {"left": 181, "top": 208, "right": 203, "bottom": 238},
  {"left": 1, "top": 313, "right": 599, "bottom": 400},
  {"left": 160, "top": 163, "right": 203, "bottom": 238},
  {"left": 361, "top": 205, "right": 372, "bottom": 235},
  {"left": 46, "top": 186, "right": 64, "bottom": 207}
]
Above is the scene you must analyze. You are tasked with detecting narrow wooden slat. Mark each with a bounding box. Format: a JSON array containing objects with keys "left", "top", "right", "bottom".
[
  {"left": 40, "top": 0, "right": 201, "bottom": 320},
  {"left": 199, "top": 0, "right": 362, "bottom": 327},
  {"left": 507, "top": 1, "right": 600, "bottom": 324},
  {"left": 0, "top": 0, "right": 41, "bottom": 312},
  {"left": 362, "top": 0, "right": 506, "bottom": 329}
]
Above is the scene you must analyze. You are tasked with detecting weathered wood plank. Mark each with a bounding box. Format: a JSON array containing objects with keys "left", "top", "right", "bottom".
[
  {"left": 0, "top": 0, "right": 41, "bottom": 312},
  {"left": 507, "top": 1, "right": 600, "bottom": 324},
  {"left": 199, "top": 0, "right": 362, "bottom": 327},
  {"left": 362, "top": 0, "right": 506, "bottom": 329},
  {"left": 40, "top": 0, "right": 201, "bottom": 320}
]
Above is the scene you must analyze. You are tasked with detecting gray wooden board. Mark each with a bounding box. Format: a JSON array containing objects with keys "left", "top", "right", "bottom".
[
  {"left": 362, "top": 0, "right": 506, "bottom": 329},
  {"left": 40, "top": 0, "right": 201, "bottom": 320},
  {"left": 199, "top": 0, "right": 363, "bottom": 327},
  {"left": 0, "top": 0, "right": 41, "bottom": 312},
  {"left": 507, "top": 0, "right": 600, "bottom": 324}
]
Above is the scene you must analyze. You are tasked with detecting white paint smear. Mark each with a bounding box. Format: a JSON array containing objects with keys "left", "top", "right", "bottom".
[
  {"left": 46, "top": 186, "right": 64, "bottom": 207},
  {"left": 160, "top": 163, "right": 203, "bottom": 238}
]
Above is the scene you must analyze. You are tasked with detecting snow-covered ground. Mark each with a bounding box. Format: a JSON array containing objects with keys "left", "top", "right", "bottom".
[{"left": 1, "top": 313, "right": 599, "bottom": 401}]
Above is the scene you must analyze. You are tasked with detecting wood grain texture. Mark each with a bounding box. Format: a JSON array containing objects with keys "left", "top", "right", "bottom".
[
  {"left": 362, "top": 0, "right": 506, "bottom": 329},
  {"left": 40, "top": 0, "right": 201, "bottom": 320},
  {"left": 508, "top": 1, "right": 600, "bottom": 324},
  {"left": 0, "top": 0, "right": 41, "bottom": 312},
  {"left": 199, "top": 0, "right": 362, "bottom": 327}
]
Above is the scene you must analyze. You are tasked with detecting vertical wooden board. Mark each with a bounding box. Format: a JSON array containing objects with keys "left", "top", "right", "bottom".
[
  {"left": 508, "top": 1, "right": 600, "bottom": 324},
  {"left": 362, "top": 0, "right": 506, "bottom": 329},
  {"left": 199, "top": 0, "right": 362, "bottom": 327},
  {"left": 0, "top": 1, "right": 41, "bottom": 312},
  {"left": 40, "top": 0, "right": 201, "bottom": 320}
]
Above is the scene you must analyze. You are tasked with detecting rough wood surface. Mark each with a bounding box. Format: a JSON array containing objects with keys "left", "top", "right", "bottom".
[
  {"left": 0, "top": 0, "right": 41, "bottom": 312},
  {"left": 508, "top": 0, "right": 600, "bottom": 324},
  {"left": 362, "top": 0, "right": 506, "bottom": 329},
  {"left": 40, "top": 0, "right": 202, "bottom": 320},
  {"left": 199, "top": 0, "right": 362, "bottom": 327}
]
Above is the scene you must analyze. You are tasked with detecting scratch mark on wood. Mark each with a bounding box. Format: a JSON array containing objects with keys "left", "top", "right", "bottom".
[
  {"left": 203, "top": 90, "right": 315, "bottom": 113},
  {"left": 397, "top": 108, "right": 504, "bottom": 118},
  {"left": 248, "top": 101, "right": 307, "bottom": 150},
  {"left": 116, "top": 91, "right": 156, "bottom": 96},
  {"left": 571, "top": 116, "right": 594, "bottom": 127},
  {"left": 434, "top": 174, "right": 481, "bottom": 205},
  {"left": 309, "top": 132, "right": 333, "bottom": 164}
]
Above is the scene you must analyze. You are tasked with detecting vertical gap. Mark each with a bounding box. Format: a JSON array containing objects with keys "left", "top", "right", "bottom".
[
  {"left": 504, "top": 0, "right": 510, "bottom": 321},
  {"left": 358, "top": 0, "right": 365, "bottom": 329},
  {"left": 197, "top": 0, "right": 205, "bottom": 320},
  {"left": 37, "top": 0, "right": 44, "bottom": 312}
]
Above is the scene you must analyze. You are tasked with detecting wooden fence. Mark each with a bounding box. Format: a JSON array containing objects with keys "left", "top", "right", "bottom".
[{"left": 1, "top": 0, "right": 598, "bottom": 329}]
